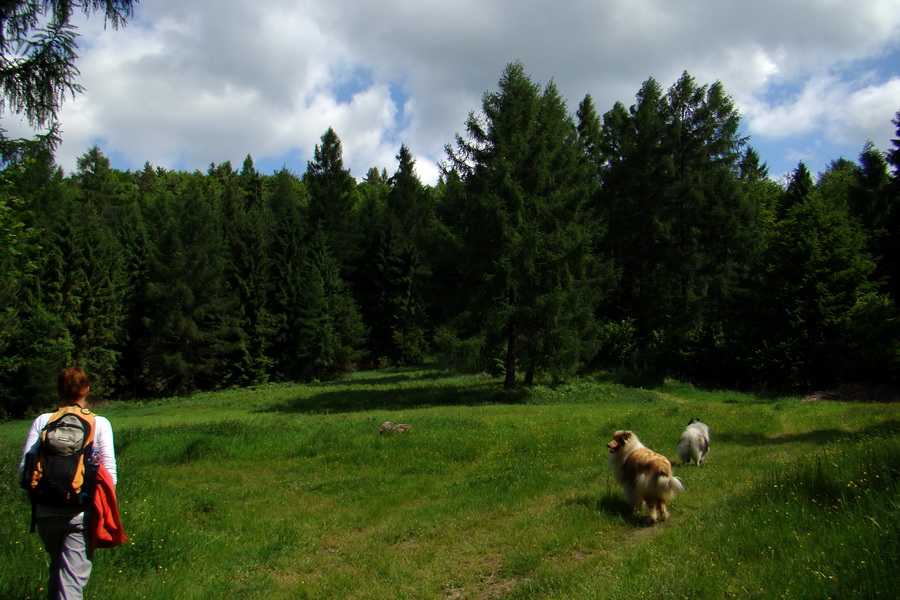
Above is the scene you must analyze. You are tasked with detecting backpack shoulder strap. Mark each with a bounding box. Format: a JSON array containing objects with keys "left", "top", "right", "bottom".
[
  {"left": 75, "top": 406, "right": 96, "bottom": 445},
  {"left": 46, "top": 406, "right": 68, "bottom": 423}
]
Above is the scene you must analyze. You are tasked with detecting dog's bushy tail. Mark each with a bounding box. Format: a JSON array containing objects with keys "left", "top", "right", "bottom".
[
  {"left": 654, "top": 474, "right": 684, "bottom": 501},
  {"left": 634, "top": 472, "right": 684, "bottom": 502}
]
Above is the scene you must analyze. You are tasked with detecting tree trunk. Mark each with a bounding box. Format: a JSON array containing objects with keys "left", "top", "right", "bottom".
[
  {"left": 504, "top": 321, "right": 517, "bottom": 389},
  {"left": 523, "top": 356, "right": 536, "bottom": 387}
]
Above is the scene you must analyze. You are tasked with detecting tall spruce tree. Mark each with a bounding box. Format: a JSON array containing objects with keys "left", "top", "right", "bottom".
[
  {"left": 356, "top": 166, "right": 390, "bottom": 237},
  {"left": 212, "top": 159, "right": 275, "bottom": 386},
  {"left": 295, "top": 228, "right": 366, "bottom": 379},
  {"left": 19, "top": 167, "right": 128, "bottom": 399},
  {"left": 738, "top": 146, "right": 780, "bottom": 228},
  {"left": 138, "top": 173, "right": 240, "bottom": 396},
  {"left": 750, "top": 163, "right": 888, "bottom": 388},
  {"left": 781, "top": 161, "right": 814, "bottom": 218},
  {"left": 664, "top": 73, "right": 748, "bottom": 308},
  {"left": 853, "top": 134, "right": 900, "bottom": 305},
  {"left": 68, "top": 147, "right": 138, "bottom": 395},
  {"left": 597, "top": 73, "right": 752, "bottom": 374},
  {"left": 267, "top": 168, "right": 313, "bottom": 380},
  {"left": 356, "top": 145, "right": 433, "bottom": 365},
  {"left": 0, "top": 164, "right": 40, "bottom": 352},
  {"left": 1, "top": 148, "right": 131, "bottom": 402},
  {"left": 0, "top": 159, "right": 71, "bottom": 415},
  {"left": 424, "top": 170, "right": 470, "bottom": 346},
  {"left": 576, "top": 94, "right": 605, "bottom": 176},
  {"left": 56, "top": 200, "right": 127, "bottom": 397},
  {"left": 111, "top": 164, "right": 154, "bottom": 397},
  {"left": 444, "top": 62, "right": 605, "bottom": 387},
  {"left": 736, "top": 146, "right": 780, "bottom": 245},
  {"left": 597, "top": 79, "right": 672, "bottom": 367},
  {"left": 303, "top": 128, "right": 361, "bottom": 270},
  {"left": 1, "top": 0, "right": 135, "bottom": 408},
  {"left": 850, "top": 143, "right": 890, "bottom": 232}
]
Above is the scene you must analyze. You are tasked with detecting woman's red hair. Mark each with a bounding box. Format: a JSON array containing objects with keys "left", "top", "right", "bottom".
[{"left": 57, "top": 367, "right": 90, "bottom": 404}]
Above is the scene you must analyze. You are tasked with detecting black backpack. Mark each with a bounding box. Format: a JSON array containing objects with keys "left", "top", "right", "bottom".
[{"left": 21, "top": 405, "right": 100, "bottom": 527}]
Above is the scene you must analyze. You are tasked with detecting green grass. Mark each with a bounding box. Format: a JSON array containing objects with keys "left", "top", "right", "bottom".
[{"left": 1, "top": 366, "right": 897, "bottom": 599}]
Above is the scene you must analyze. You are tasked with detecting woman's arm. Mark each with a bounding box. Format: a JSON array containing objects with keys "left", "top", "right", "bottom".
[
  {"left": 94, "top": 416, "right": 118, "bottom": 485},
  {"left": 18, "top": 414, "right": 49, "bottom": 472}
]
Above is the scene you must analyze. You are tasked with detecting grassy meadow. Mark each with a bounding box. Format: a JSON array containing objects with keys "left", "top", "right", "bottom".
[{"left": 1, "top": 367, "right": 898, "bottom": 599}]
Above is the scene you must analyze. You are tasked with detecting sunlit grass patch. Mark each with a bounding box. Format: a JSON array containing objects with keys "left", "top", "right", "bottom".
[{"left": 1, "top": 367, "right": 897, "bottom": 599}]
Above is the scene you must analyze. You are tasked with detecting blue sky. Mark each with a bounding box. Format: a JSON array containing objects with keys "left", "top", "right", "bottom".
[{"left": 6, "top": 0, "right": 899, "bottom": 185}]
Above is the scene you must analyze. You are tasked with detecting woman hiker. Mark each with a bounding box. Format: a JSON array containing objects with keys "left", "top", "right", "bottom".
[{"left": 18, "top": 367, "right": 118, "bottom": 600}]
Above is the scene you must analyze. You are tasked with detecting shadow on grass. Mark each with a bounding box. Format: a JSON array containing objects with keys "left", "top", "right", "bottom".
[
  {"left": 593, "top": 371, "right": 786, "bottom": 401},
  {"left": 717, "top": 419, "right": 900, "bottom": 447},
  {"left": 336, "top": 370, "right": 456, "bottom": 387},
  {"left": 257, "top": 384, "right": 529, "bottom": 414},
  {"left": 565, "top": 493, "right": 649, "bottom": 527}
]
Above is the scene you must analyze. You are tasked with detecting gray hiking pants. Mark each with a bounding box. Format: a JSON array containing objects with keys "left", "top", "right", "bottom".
[{"left": 36, "top": 512, "right": 93, "bottom": 600}]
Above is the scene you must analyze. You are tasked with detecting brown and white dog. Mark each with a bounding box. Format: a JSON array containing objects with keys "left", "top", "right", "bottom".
[
  {"left": 677, "top": 418, "right": 710, "bottom": 466},
  {"left": 607, "top": 430, "right": 684, "bottom": 523}
]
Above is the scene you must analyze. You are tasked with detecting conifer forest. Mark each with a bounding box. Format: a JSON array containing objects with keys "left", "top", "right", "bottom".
[{"left": 2, "top": 61, "right": 899, "bottom": 416}]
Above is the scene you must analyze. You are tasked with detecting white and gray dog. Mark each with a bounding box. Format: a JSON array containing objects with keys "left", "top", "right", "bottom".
[{"left": 677, "top": 418, "right": 710, "bottom": 466}]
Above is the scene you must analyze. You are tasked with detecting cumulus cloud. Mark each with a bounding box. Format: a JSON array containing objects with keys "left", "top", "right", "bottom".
[
  {"left": 7, "top": 0, "right": 898, "bottom": 183},
  {"left": 838, "top": 77, "right": 900, "bottom": 144}
]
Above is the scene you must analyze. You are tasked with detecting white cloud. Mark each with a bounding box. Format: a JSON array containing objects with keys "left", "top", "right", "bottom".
[
  {"left": 7, "top": 0, "right": 899, "bottom": 183},
  {"left": 745, "top": 73, "right": 899, "bottom": 160},
  {"left": 745, "top": 75, "right": 842, "bottom": 139},
  {"left": 838, "top": 77, "right": 900, "bottom": 146}
]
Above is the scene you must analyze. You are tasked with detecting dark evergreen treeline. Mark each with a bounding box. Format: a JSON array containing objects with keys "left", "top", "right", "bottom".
[{"left": 1, "top": 62, "right": 898, "bottom": 415}]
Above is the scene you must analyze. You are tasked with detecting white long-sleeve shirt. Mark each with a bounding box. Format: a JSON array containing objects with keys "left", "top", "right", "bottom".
[{"left": 19, "top": 411, "right": 117, "bottom": 484}]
